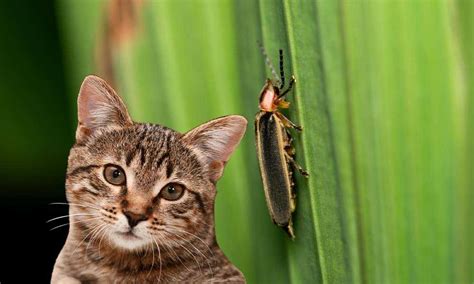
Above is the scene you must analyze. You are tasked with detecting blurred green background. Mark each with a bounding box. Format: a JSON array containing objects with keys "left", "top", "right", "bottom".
[{"left": 0, "top": 0, "right": 472, "bottom": 283}]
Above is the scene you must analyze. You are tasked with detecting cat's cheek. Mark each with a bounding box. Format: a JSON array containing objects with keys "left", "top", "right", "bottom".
[{"left": 68, "top": 181, "right": 100, "bottom": 196}]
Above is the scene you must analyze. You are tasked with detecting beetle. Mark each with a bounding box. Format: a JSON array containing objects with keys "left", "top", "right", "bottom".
[{"left": 255, "top": 48, "right": 309, "bottom": 239}]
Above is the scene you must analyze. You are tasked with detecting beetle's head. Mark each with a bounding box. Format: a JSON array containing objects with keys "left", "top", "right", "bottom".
[{"left": 259, "top": 79, "right": 280, "bottom": 112}]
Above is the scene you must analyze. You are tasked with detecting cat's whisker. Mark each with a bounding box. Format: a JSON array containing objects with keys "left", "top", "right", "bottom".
[
  {"left": 84, "top": 223, "right": 104, "bottom": 255},
  {"left": 86, "top": 223, "right": 108, "bottom": 256},
  {"left": 165, "top": 240, "right": 192, "bottom": 276},
  {"left": 154, "top": 230, "right": 189, "bottom": 271},
  {"left": 49, "top": 223, "right": 71, "bottom": 231},
  {"left": 151, "top": 230, "right": 192, "bottom": 275},
  {"left": 72, "top": 223, "right": 104, "bottom": 256},
  {"left": 148, "top": 239, "right": 155, "bottom": 273},
  {"left": 167, "top": 225, "right": 217, "bottom": 278},
  {"left": 143, "top": 240, "right": 149, "bottom": 257},
  {"left": 149, "top": 228, "right": 193, "bottom": 277},
  {"left": 166, "top": 224, "right": 215, "bottom": 259},
  {"left": 46, "top": 213, "right": 98, "bottom": 223},
  {"left": 97, "top": 225, "right": 109, "bottom": 258},
  {"left": 163, "top": 228, "right": 204, "bottom": 277},
  {"left": 85, "top": 227, "right": 99, "bottom": 254},
  {"left": 160, "top": 241, "right": 178, "bottom": 262},
  {"left": 93, "top": 225, "right": 106, "bottom": 258},
  {"left": 92, "top": 225, "right": 108, "bottom": 258},
  {"left": 157, "top": 238, "right": 162, "bottom": 283},
  {"left": 159, "top": 244, "right": 187, "bottom": 281},
  {"left": 49, "top": 216, "right": 103, "bottom": 231},
  {"left": 166, "top": 227, "right": 213, "bottom": 278},
  {"left": 146, "top": 232, "right": 156, "bottom": 277},
  {"left": 160, "top": 238, "right": 182, "bottom": 265},
  {"left": 49, "top": 202, "right": 101, "bottom": 211},
  {"left": 149, "top": 232, "right": 162, "bottom": 282}
]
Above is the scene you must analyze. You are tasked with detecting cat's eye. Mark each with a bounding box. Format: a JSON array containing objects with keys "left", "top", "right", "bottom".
[
  {"left": 159, "top": 183, "right": 185, "bottom": 201},
  {"left": 103, "top": 165, "right": 126, "bottom": 186}
]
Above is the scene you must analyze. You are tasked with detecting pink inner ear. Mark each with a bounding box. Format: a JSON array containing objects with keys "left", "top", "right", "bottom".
[
  {"left": 183, "top": 115, "right": 247, "bottom": 182},
  {"left": 78, "top": 83, "right": 103, "bottom": 126},
  {"left": 76, "top": 75, "right": 132, "bottom": 142},
  {"left": 208, "top": 161, "right": 225, "bottom": 183},
  {"left": 78, "top": 76, "right": 108, "bottom": 126}
]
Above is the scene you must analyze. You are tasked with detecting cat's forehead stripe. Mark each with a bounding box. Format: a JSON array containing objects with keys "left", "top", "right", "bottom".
[
  {"left": 139, "top": 145, "right": 147, "bottom": 167},
  {"left": 155, "top": 152, "right": 169, "bottom": 170},
  {"left": 125, "top": 126, "right": 149, "bottom": 166},
  {"left": 166, "top": 159, "right": 174, "bottom": 179},
  {"left": 123, "top": 125, "right": 170, "bottom": 168},
  {"left": 120, "top": 124, "right": 198, "bottom": 189}
]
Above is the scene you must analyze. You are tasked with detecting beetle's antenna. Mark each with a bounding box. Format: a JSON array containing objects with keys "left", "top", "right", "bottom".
[
  {"left": 258, "top": 42, "right": 282, "bottom": 86},
  {"left": 279, "top": 49, "right": 285, "bottom": 89},
  {"left": 278, "top": 75, "right": 296, "bottom": 99}
]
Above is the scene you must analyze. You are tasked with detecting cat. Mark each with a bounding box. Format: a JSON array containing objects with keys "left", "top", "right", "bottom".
[{"left": 51, "top": 75, "right": 247, "bottom": 283}]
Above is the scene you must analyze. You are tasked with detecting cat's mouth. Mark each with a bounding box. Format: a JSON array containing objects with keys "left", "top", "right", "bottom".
[{"left": 116, "top": 230, "right": 141, "bottom": 240}]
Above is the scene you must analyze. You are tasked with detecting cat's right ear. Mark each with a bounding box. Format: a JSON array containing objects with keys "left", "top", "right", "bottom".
[
  {"left": 76, "top": 75, "right": 132, "bottom": 143},
  {"left": 183, "top": 115, "right": 247, "bottom": 183}
]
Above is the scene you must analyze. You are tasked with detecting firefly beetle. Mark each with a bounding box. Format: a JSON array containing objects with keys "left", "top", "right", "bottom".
[{"left": 255, "top": 48, "right": 309, "bottom": 239}]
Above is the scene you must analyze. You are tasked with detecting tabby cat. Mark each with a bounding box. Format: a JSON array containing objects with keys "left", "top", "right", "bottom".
[{"left": 52, "top": 75, "right": 247, "bottom": 283}]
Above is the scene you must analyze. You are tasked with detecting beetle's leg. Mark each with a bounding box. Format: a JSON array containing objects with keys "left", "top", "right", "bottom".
[
  {"left": 276, "top": 111, "right": 303, "bottom": 131},
  {"left": 278, "top": 75, "right": 296, "bottom": 98},
  {"left": 276, "top": 115, "right": 296, "bottom": 139},
  {"left": 289, "top": 178, "right": 296, "bottom": 212},
  {"left": 283, "top": 129, "right": 296, "bottom": 155},
  {"left": 286, "top": 220, "right": 295, "bottom": 240},
  {"left": 285, "top": 145, "right": 296, "bottom": 156},
  {"left": 284, "top": 151, "right": 309, "bottom": 177},
  {"left": 283, "top": 127, "right": 293, "bottom": 144},
  {"left": 280, "top": 120, "right": 297, "bottom": 155},
  {"left": 287, "top": 133, "right": 293, "bottom": 145}
]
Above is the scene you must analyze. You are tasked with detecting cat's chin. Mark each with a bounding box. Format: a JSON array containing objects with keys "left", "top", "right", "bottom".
[{"left": 109, "top": 231, "right": 150, "bottom": 251}]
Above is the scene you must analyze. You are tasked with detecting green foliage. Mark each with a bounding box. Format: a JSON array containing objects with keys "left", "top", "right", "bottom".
[
  {"left": 57, "top": 0, "right": 473, "bottom": 283},
  {"left": 0, "top": 0, "right": 71, "bottom": 187}
]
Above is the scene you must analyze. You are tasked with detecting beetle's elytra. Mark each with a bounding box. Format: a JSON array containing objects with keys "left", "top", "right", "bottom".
[{"left": 255, "top": 48, "right": 308, "bottom": 239}]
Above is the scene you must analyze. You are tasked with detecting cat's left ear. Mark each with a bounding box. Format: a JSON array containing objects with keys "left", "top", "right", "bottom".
[
  {"left": 183, "top": 115, "right": 247, "bottom": 183},
  {"left": 76, "top": 75, "right": 132, "bottom": 143}
]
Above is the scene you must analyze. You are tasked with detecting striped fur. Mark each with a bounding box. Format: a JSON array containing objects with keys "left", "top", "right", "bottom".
[{"left": 52, "top": 76, "right": 246, "bottom": 283}]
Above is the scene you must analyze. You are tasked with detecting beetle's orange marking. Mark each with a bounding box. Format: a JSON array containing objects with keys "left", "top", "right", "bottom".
[{"left": 259, "top": 89, "right": 277, "bottom": 112}]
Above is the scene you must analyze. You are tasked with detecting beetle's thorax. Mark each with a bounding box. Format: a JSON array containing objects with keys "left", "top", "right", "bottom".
[{"left": 259, "top": 80, "right": 280, "bottom": 112}]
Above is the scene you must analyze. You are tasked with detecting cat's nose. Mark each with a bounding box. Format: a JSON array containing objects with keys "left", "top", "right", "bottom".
[{"left": 123, "top": 210, "right": 148, "bottom": 228}]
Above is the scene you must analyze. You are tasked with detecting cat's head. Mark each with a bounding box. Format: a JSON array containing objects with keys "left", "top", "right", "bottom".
[{"left": 66, "top": 75, "right": 246, "bottom": 251}]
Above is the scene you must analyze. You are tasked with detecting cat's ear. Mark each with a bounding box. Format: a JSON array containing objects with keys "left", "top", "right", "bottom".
[
  {"left": 76, "top": 75, "right": 132, "bottom": 143},
  {"left": 183, "top": 115, "right": 247, "bottom": 183}
]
